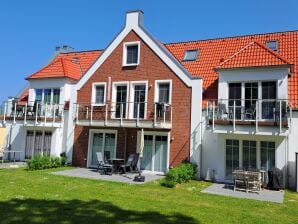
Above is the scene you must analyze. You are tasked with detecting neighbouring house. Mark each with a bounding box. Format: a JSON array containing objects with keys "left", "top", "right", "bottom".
[{"left": 1, "top": 10, "right": 298, "bottom": 189}]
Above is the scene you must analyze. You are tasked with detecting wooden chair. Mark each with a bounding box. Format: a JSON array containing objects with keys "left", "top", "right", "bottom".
[
  {"left": 246, "top": 172, "right": 262, "bottom": 193},
  {"left": 233, "top": 171, "right": 247, "bottom": 192}
]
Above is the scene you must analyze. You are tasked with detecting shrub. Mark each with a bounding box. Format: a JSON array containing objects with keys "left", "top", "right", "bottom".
[
  {"left": 161, "top": 162, "right": 197, "bottom": 188},
  {"left": 27, "top": 155, "right": 67, "bottom": 170}
]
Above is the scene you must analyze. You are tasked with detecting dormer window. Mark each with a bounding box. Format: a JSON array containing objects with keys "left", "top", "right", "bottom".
[
  {"left": 183, "top": 49, "right": 199, "bottom": 61},
  {"left": 265, "top": 40, "right": 278, "bottom": 51},
  {"left": 123, "top": 41, "right": 140, "bottom": 66}
]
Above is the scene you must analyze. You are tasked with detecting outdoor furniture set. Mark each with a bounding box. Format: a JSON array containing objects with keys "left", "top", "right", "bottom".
[
  {"left": 232, "top": 169, "right": 263, "bottom": 193},
  {"left": 96, "top": 152, "right": 140, "bottom": 175}
]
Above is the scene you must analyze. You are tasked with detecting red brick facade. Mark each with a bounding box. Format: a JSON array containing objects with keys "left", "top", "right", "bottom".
[{"left": 73, "top": 31, "right": 192, "bottom": 168}]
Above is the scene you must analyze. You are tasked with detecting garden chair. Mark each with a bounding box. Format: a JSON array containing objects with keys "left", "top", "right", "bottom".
[
  {"left": 120, "top": 153, "right": 140, "bottom": 174},
  {"left": 246, "top": 171, "right": 262, "bottom": 193},
  {"left": 96, "top": 152, "right": 113, "bottom": 175},
  {"left": 233, "top": 171, "right": 247, "bottom": 192}
]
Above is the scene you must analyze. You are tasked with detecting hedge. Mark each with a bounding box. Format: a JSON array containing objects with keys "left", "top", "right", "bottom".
[{"left": 27, "top": 155, "right": 67, "bottom": 170}]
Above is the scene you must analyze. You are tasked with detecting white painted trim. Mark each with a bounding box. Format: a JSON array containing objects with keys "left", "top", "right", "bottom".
[
  {"left": 76, "top": 12, "right": 199, "bottom": 90},
  {"left": 91, "top": 82, "right": 107, "bottom": 106},
  {"left": 129, "top": 81, "right": 148, "bottom": 119},
  {"left": 122, "top": 41, "right": 141, "bottom": 66},
  {"left": 111, "top": 81, "right": 130, "bottom": 119},
  {"left": 87, "top": 129, "right": 118, "bottom": 168},
  {"left": 154, "top": 80, "right": 172, "bottom": 104}
]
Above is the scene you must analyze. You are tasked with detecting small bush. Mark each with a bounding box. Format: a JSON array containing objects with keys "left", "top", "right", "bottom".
[
  {"left": 161, "top": 162, "right": 197, "bottom": 188},
  {"left": 27, "top": 155, "right": 67, "bottom": 170}
]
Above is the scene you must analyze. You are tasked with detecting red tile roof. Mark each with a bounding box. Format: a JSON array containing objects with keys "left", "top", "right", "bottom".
[
  {"left": 26, "top": 50, "right": 102, "bottom": 80},
  {"left": 165, "top": 31, "right": 298, "bottom": 106},
  {"left": 216, "top": 41, "right": 291, "bottom": 69}
]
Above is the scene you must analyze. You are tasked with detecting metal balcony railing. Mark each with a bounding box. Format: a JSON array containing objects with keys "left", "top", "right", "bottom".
[
  {"left": 74, "top": 102, "right": 172, "bottom": 128},
  {"left": 0, "top": 100, "right": 64, "bottom": 125},
  {"left": 206, "top": 99, "right": 292, "bottom": 132}
]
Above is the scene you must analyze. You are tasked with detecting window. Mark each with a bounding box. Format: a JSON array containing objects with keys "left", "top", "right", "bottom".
[
  {"left": 157, "top": 83, "right": 170, "bottom": 104},
  {"left": 244, "top": 82, "right": 258, "bottom": 114},
  {"left": 225, "top": 139, "right": 239, "bottom": 177},
  {"left": 133, "top": 84, "right": 146, "bottom": 119},
  {"left": 44, "top": 89, "right": 52, "bottom": 104},
  {"left": 53, "top": 89, "right": 60, "bottom": 104},
  {"left": 25, "top": 130, "right": 52, "bottom": 159},
  {"left": 183, "top": 49, "right": 199, "bottom": 61},
  {"left": 242, "top": 140, "right": 257, "bottom": 170},
  {"left": 115, "top": 85, "right": 128, "bottom": 118},
  {"left": 261, "top": 141, "right": 275, "bottom": 172},
  {"left": 265, "top": 40, "right": 278, "bottom": 51},
  {"left": 35, "top": 89, "right": 43, "bottom": 102},
  {"left": 262, "top": 81, "right": 276, "bottom": 119},
  {"left": 34, "top": 89, "right": 60, "bottom": 104},
  {"left": 228, "top": 83, "right": 242, "bottom": 119},
  {"left": 92, "top": 83, "right": 106, "bottom": 105},
  {"left": 123, "top": 42, "right": 140, "bottom": 66}
]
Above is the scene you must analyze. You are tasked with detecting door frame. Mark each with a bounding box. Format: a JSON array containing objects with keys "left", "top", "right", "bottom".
[
  {"left": 129, "top": 81, "right": 148, "bottom": 119},
  {"left": 111, "top": 81, "right": 129, "bottom": 119},
  {"left": 137, "top": 130, "right": 170, "bottom": 174},
  {"left": 87, "top": 129, "right": 117, "bottom": 168}
]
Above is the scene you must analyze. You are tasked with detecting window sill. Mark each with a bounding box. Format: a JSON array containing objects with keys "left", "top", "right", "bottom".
[
  {"left": 122, "top": 63, "right": 139, "bottom": 67},
  {"left": 91, "top": 103, "right": 106, "bottom": 107}
]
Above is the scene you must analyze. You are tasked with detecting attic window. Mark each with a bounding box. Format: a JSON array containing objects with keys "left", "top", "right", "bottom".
[
  {"left": 265, "top": 41, "right": 278, "bottom": 51},
  {"left": 183, "top": 49, "right": 199, "bottom": 61},
  {"left": 123, "top": 41, "right": 140, "bottom": 66}
]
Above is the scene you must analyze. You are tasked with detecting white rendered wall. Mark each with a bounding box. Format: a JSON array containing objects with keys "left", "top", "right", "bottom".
[{"left": 218, "top": 67, "right": 289, "bottom": 100}]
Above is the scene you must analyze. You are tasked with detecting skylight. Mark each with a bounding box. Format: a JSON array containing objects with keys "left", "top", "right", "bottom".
[
  {"left": 183, "top": 49, "right": 199, "bottom": 61},
  {"left": 265, "top": 40, "right": 278, "bottom": 51}
]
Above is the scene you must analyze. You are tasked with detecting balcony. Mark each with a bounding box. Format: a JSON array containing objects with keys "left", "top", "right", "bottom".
[
  {"left": 206, "top": 99, "right": 292, "bottom": 134},
  {"left": 74, "top": 102, "right": 172, "bottom": 129},
  {"left": 0, "top": 101, "right": 64, "bottom": 127}
]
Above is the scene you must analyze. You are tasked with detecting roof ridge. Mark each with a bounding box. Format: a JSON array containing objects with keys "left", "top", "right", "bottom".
[
  {"left": 59, "top": 49, "right": 103, "bottom": 54},
  {"left": 217, "top": 42, "right": 255, "bottom": 67}
]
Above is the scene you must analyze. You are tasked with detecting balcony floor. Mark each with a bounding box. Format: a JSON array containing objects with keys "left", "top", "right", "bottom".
[{"left": 209, "top": 119, "right": 288, "bottom": 127}]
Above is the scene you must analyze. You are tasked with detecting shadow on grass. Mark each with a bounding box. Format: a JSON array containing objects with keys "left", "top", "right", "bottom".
[{"left": 0, "top": 199, "right": 199, "bottom": 224}]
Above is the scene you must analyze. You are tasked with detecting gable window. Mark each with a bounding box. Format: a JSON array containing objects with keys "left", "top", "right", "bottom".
[
  {"left": 183, "top": 49, "right": 199, "bottom": 61},
  {"left": 92, "top": 83, "right": 106, "bottom": 106},
  {"left": 123, "top": 41, "right": 140, "bottom": 66},
  {"left": 265, "top": 40, "right": 278, "bottom": 51}
]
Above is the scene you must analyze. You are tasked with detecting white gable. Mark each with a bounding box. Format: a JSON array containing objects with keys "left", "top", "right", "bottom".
[{"left": 76, "top": 10, "right": 200, "bottom": 90}]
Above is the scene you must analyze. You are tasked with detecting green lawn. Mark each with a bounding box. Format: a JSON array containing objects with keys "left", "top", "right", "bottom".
[{"left": 0, "top": 168, "right": 297, "bottom": 224}]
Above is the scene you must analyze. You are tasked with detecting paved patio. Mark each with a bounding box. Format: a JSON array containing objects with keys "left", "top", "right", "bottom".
[
  {"left": 52, "top": 168, "right": 164, "bottom": 184},
  {"left": 0, "top": 162, "right": 26, "bottom": 169},
  {"left": 201, "top": 183, "right": 284, "bottom": 203}
]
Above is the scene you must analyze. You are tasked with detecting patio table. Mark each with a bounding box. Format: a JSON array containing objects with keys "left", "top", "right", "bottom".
[{"left": 109, "top": 158, "right": 124, "bottom": 173}]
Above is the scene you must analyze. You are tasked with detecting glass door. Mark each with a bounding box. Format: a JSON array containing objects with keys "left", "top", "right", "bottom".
[
  {"left": 25, "top": 131, "right": 34, "bottom": 159},
  {"left": 262, "top": 82, "right": 276, "bottom": 120},
  {"left": 141, "top": 134, "right": 168, "bottom": 173},
  {"left": 242, "top": 140, "right": 257, "bottom": 170},
  {"left": 115, "top": 85, "right": 127, "bottom": 118},
  {"left": 228, "top": 83, "right": 242, "bottom": 119},
  {"left": 133, "top": 84, "right": 146, "bottom": 119},
  {"left": 225, "top": 139, "right": 239, "bottom": 178},
  {"left": 90, "top": 132, "right": 116, "bottom": 167}
]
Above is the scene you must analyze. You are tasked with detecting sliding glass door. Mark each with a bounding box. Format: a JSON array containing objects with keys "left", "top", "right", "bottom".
[
  {"left": 25, "top": 130, "right": 52, "bottom": 159},
  {"left": 225, "top": 139, "right": 239, "bottom": 178},
  {"left": 89, "top": 131, "right": 116, "bottom": 167},
  {"left": 141, "top": 134, "right": 168, "bottom": 173}
]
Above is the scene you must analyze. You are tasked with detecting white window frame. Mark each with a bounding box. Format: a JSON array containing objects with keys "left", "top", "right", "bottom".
[
  {"left": 87, "top": 129, "right": 118, "bottom": 168},
  {"left": 111, "top": 81, "right": 130, "bottom": 119},
  {"left": 91, "top": 82, "right": 107, "bottom": 106},
  {"left": 25, "top": 129, "right": 53, "bottom": 158},
  {"left": 122, "top": 41, "right": 141, "bottom": 66},
  {"left": 137, "top": 130, "right": 170, "bottom": 174},
  {"left": 154, "top": 80, "right": 172, "bottom": 105},
  {"left": 34, "top": 88, "right": 61, "bottom": 105},
  {"left": 183, "top": 49, "right": 199, "bottom": 61},
  {"left": 129, "top": 81, "right": 148, "bottom": 119}
]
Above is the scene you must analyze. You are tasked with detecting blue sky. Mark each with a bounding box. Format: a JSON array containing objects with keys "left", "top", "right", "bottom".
[{"left": 0, "top": 0, "right": 297, "bottom": 102}]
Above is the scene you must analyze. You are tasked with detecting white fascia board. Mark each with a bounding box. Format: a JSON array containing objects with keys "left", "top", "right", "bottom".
[{"left": 76, "top": 18, "right": 201, "bottom": 91}]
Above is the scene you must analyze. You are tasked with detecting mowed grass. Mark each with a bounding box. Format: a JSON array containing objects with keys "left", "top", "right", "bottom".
[{"left": 0, "top": 168, "right": 297, "bottom": 224}]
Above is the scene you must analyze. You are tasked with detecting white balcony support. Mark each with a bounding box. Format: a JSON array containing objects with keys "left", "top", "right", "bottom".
[
  {"left": 24, "top": 103, "right": 27, "bottom": 125},
  {"left": 35, "top": 102, "right": 39, "bottom": 125},
  {"left": 60, "top": 105, "right": 64, "bottom": 127},
  {"left": 206, "top": 101, "right": 209, "bottom": 118},
  {"left": 53, "top": 105, "right": 56, "bottom": 125},
  {"left": 255, "top": 102, "right": 258, "bottom": 133},
  {"left": 44, "top": 103, "right": 47, "bottom": 125},
  {"left": 105, "top": 104, "right": 108, "bottom": 126},
  {"left": 279, "top": 101, "right": 282, "bottom": 133},
  {"left": 13, "top": 102, "right": 17, "bottom": 124},
  {"left": 120, "top": 103, "right": 123, "bottom": 126},
  {"left": 86, "top": 107, "right": 89, "bottom": 119},
  {"left": 154, "top": 103, "right": 157, "bottom": 127},
  {"left": 76, "top": 104, "right": 79, "bottom": 124},
  {"left": 212, "top": 101, "right": 215, "bottom": 131},
  {"left": 90, "top": 105, "right": 93, "bottom": 124},
  {"left": 137, "top": 103, "right": 140, "bottom": 127},
  {"left": 233, "top": 100, "right": 236, "bottom": 131},
  {"left": 3, "top": 102, "right": 7, "bottom": 123}
]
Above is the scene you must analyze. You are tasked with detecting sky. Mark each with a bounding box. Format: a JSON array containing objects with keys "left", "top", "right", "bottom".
[{"left": 0, "top": 0, "right": 298, "bottom": 102}]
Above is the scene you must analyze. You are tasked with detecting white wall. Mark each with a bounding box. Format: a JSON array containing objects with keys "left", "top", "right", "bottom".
[
  {"left": 218, "top": 67, "right": 289, "bottom": 100},
  {"left": 28, "top": 78, "right": 75, "bottom": 105}
]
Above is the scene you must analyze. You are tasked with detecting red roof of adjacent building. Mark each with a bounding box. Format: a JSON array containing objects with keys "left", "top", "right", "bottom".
[
  {"left": 216, "top": 41, "right": 292, "bottom": 69},
  {"left": 26, "top": 50, "right": 102, "bottom": 80},
  {"left": 165, "top": 30, "right": 298, "bottom": 106}
]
